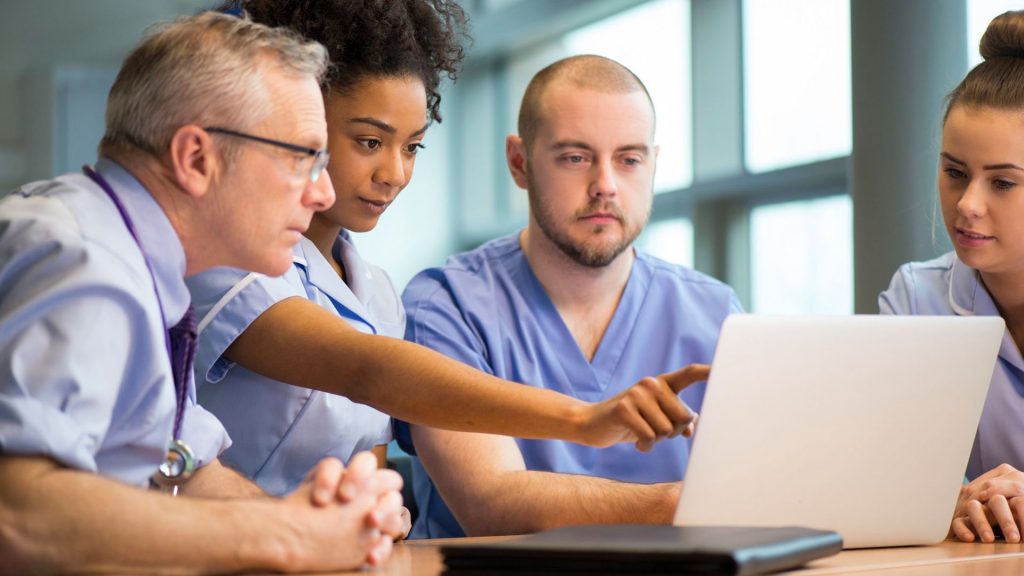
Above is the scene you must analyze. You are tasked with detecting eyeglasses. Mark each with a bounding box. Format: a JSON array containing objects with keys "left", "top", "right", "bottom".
[{"left": 205, "top": 126, "right": 330, "bottom": 183}]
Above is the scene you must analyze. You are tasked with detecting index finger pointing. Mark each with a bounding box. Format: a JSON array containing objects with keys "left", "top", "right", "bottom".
[{"left": 660, "top": 364, "right": 711, "bottom": 394}]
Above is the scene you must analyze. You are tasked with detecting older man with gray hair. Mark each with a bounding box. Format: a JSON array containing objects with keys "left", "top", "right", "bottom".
[{"left": 0, "top": 12, "right": 403, "bottom": 574}]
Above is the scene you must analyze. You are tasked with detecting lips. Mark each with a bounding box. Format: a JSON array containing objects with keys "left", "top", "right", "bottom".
[
  {"left": 957, "top": 228, "right": 993, "bottom": 240},
  {"left": 358, "top": 196, "right": 392, "bottom": 216},
  {"left": 359, "top": 197, "right": 390, "bottom": 208},
  {"left": 579, "top": 211, "right": 622, "bottom": 223}
]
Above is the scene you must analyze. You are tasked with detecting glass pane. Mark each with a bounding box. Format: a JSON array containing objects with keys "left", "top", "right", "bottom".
[
  {"left": 968, "top": 0, "right": 1022, "bottom": 68},
  {"left": 743, "top": 0, "right": 851, "bottom": 173},
  {"left": 750, "top": 195, "right": 852, "bottom": 314},
  {"left": 562, "top": 0, "right": 692, "bottom": 193},
  {"left": 636, "top": 218, "right": 694, "bottom": 268}
]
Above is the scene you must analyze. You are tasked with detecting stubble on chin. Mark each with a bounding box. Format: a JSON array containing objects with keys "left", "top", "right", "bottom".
[{"left": 533, "top": 203, "right": 641, "bottom": 268}]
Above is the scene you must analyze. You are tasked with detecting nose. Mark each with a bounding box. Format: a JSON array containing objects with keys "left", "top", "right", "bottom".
[
  {"left": 589, "top": 158, "right": 618, "bottom": 200},
  {"left": 303, "top": 169, "right": 336, "bottom": 212},
  {"left": 374, "top": 148, "right": 409, "bottom": 189},
  {"left": 957, "top": 178, "right": 986, "bottom": 220}
]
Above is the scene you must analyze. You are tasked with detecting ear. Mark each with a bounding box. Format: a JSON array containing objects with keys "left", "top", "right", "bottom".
[
  {"left": 167, "top": 125, "right": 218, "bottom": 199},
  {"left": 506, "top": 134, "right": 530, "bottom": 190}
]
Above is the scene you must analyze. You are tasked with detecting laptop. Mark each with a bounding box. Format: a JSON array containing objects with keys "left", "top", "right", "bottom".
[{"left": 673, "top": 315, "right": 1004, "bottom": 548}]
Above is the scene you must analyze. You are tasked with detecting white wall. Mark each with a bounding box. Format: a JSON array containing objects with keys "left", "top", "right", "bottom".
[{"left": 0, "top": 0, "right": 214, "bottom": 191}]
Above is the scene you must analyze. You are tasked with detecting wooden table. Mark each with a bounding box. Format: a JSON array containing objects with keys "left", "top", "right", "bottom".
[{"left": 341, "top": 538, "right": 1024, "bottom": 575}]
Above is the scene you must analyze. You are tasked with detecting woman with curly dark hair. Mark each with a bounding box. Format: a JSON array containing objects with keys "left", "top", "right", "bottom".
[{"left": 187, "top": 0, "right": 705, "bottom": 542}]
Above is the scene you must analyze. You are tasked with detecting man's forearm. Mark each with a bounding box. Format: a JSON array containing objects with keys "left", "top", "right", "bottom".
[
  {"left": 451, "top": 470, "right": 680, "bottom": 537},
  {"left": 177, "top": 459, "right": 267, "bottom": 499},
  {"left": 0, "top": 456, "right": 314, "bottom": 575}
]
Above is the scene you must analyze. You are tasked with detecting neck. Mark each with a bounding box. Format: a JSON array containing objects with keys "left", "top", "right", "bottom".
[
  {"left": 980, "top": 269, "right": 1024, "bottom": 352},
  {"left": 304, "top": 213, "right": 345, "bottom": 280},
  {"left": 520, "top": 221, "right": 633, "bottom": 360},
  {"left": 305, "top": 213, "right": 342, "bottom": 262},
  {"left": 108, "top": 152, "right": 206, "bottom": 275},
  {"left": 521, "top": 225, "right": 633, "bottom": 305}
]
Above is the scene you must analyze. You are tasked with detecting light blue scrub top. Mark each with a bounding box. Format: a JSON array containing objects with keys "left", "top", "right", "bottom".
[
  {"left": 880, "top": 251, "right": 1024, "bottom": 480},
  {"left": 0, "top": 159, "right": 230, "bottom": 486},
  {"left": 396, "top": 233, "right": 743, "bottom": 538},
  {"left": 188, "top": 232, "right": 398, "bottom": 496}
]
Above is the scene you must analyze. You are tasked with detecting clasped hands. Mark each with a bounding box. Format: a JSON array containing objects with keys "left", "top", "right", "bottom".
[
  {"left": 951, "top": 463, "right": 1024, "bottom": 543},
  {"left": 287, "top": 451, "right": 409, "bottom": 568}
]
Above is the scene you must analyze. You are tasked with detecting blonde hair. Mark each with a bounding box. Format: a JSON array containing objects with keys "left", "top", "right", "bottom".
[{"left": 100, "top": 11, "right": 327, "bottom": 157}]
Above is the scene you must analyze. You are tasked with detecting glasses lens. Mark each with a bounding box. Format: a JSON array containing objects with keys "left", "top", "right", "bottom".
[{"left": 310, "top": 151, "right": 329, "bottom": 183}]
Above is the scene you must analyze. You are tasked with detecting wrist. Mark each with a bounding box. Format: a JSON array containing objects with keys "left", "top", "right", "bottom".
[
  {"left": 562, "top": 399, "right": 591, "bottom": 444},
  {"left": 230, "top": 500, "right": 305, "bottom": 572},
  {"left": 657, "top": 482, "right": 682, "bottom": 524}
]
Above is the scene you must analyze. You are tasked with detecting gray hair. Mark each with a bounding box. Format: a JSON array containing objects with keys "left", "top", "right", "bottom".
[{"left": 100, "top": 11, "right": 328, "bottom": 158}]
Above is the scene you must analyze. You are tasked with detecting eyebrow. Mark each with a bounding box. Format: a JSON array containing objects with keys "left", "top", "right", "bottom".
[
  {"left": 349, "top": 117, "right": 429, "bottom": 138},
  {"left": 941, "top": 152, "right": 1024, "bottom": 171},
  {"left": 550, "top": 140, "right": 650, "bottom": 155}
]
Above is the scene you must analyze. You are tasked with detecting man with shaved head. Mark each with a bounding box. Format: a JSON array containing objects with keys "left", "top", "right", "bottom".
[{"left": 397, "top": 55, "right": 742, "bottom": 538}]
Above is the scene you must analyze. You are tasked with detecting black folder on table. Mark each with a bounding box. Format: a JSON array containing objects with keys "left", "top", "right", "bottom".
[{"left": 441, "top": 524, "right": 842, "bottom": 575}]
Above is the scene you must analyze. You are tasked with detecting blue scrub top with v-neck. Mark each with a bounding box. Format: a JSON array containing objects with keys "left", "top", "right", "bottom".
[
  {"left": 187, "top": 233, "right": 400, "bottom": 496},
  {"left": 396, "top": 233, "right": 743, "bottom": 538},
  {"left": 880, "top": 251, "right": 1024, "bottom": 480}
]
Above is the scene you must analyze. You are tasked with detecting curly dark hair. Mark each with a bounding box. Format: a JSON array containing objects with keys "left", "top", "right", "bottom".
[{"left": 222, "top": 0, "right": 469, "bottom": 123}]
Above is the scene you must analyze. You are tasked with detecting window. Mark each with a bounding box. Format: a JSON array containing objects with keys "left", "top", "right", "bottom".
[
  {"left": 743, "top": 0, "right": 851, "bottom": 174},
  {"left": 488, "top": 0, "right": 693, "bottom": 235},
  {"left": 564, "top": 0, "right": 691, "bottom": 193},
  {"left": 637, "top": 218, "right": 693, "bottom": 268},
  {"left": 749, "top": 195, "right": 852, "bottom": 314},
  {"left": 967, "top": 0, "right": 1022, "bottom": 67}
]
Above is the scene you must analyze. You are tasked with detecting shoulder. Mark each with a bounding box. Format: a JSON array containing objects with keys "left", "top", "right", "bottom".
[
  {"left": 635, "top": 250, "right": 743, "bottom": 311},
  {"left": 404, "top": 234, "right": 520, "bottom": 301},
  {"left": 887, "top": 252, "right": 956, "bottom": 294},
  {"left": 891, "top": 252, "right": 956, "bottom": 279},
  {"left": 0, "top": 176, "right": 150, "bottom": 293},
  {"left": 879, "top": 252, "right": 956, "bottom": 315}
]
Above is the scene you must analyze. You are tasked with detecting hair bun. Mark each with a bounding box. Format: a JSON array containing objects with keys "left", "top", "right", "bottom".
[{"left": 980, "top": 10, "right": 1024, "bottom": 61}]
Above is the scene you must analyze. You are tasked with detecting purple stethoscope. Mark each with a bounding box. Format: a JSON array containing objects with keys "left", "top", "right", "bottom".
[{"left": 83, "top": 165, "right": 196, "bottom": 492}]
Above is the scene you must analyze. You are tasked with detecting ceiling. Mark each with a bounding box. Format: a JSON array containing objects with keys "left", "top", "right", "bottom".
[{"left": 0, "top": 0, "right": 215, "bottom": 73}]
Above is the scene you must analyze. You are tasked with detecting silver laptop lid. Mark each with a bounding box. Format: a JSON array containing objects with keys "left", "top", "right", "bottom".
[{"left": 674, "top": 315, "right": 1003, "bottom": 548}]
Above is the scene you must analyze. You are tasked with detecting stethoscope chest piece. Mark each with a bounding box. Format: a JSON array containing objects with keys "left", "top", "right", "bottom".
[{"left": 157, "top": 439, "right": 196, "bottom": 486}]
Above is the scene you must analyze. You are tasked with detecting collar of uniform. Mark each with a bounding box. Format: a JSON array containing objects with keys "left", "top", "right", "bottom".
[
  {"left": 94, "top": 157, "right": 191, "bottom": 326},
  {"left": 948, "top": 255, "right": 1024, "bottom": 370},
  {"left": 947, "top": 255, "right": 1000, "bottom": 317},
  {"left": 293, "top": 234, "right": 375, "bottom": 332},
  {"left": 332, "top": 232, "right": 377, "bottom": 303}
]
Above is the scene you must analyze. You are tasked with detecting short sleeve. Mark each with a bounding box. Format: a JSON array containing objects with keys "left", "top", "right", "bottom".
[
  {"left": 189, "top": 267, "right": 306, "bottom": 384},
  {"left": 179, "top": 400, "right": 232, "bottom": 467},
  {"left": 0, "top": 199, "right": 146, "bottom": 473},
  {"left": 402, "top": 271, "right": 495, "bottom": 376},
  {"left": 393, "top": 270, "right": 495, "bottom": 454}
]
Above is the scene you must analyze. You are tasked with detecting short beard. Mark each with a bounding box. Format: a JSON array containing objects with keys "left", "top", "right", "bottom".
[{"left": 527, "top": 172, "right": 648, "bottom": 268}]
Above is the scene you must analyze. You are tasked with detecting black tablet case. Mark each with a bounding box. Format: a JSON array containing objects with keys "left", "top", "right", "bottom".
[{"left": 441, "top": 524, "right": 842, "bottom": 575}]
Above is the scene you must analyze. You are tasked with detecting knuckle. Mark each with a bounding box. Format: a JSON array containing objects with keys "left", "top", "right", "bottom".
[{"left": 639, "top": 378, "right": 659, "bottom": 392}]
